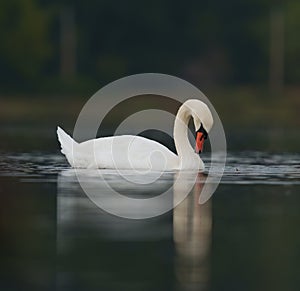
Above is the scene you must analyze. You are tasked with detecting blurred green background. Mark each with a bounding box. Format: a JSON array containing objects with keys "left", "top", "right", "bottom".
[{"left": 0, "top": 0, "right": 299, "bottom": 151}]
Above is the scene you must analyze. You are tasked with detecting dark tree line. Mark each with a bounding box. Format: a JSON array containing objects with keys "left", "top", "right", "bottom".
[{"left": 0, "top": 0, "right": 299, "bottom": 93}]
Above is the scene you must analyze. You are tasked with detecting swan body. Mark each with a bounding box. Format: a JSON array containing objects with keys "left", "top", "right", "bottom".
[{"left": 57, "top": 99, "right": 213, "bottom": 170}]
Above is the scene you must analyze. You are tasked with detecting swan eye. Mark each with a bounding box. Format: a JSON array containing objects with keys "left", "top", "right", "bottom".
[
  {"left": 197, "top": 123, "right": 208, "bottom": 139},
  {"left": 195, "top": 124, "right": 208, "bottom": 154}
]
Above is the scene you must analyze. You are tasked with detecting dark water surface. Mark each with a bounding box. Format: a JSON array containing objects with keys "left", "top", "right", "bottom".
[{"left": 0, "top": 152, "right": 300, "bottom": 291}]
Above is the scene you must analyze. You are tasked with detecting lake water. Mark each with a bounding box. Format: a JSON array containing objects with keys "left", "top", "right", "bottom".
[{"left": 0, "top": 151, "right": 300, "bottom": 291}]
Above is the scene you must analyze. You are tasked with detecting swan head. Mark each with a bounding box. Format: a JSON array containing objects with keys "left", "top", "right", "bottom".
[{"left": 183, "top": 99, "right": 214, "bottom": 154}]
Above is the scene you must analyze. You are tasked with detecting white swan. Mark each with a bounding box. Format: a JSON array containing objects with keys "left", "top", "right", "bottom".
[{"left": 57, "top": 99, "right": 213, "bottom": 170}]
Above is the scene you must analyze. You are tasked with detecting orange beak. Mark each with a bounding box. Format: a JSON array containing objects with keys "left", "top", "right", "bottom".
[{"left": 195, "top": 132, "right": 205, "bottom": 154}]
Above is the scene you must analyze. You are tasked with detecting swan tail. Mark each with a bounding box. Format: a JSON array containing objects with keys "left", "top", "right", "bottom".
[{"left": 57, "top": 126, "right": 78, "bottom": 156}]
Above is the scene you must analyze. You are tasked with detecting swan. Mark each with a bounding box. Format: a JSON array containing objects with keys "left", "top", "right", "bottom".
[{"left": 57, "top": 99, "right": 213, "bottom": 170}]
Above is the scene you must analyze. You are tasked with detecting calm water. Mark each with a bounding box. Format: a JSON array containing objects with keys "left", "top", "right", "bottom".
[{"left": 0, "top": 151, "right": 300, "bottom": 291}]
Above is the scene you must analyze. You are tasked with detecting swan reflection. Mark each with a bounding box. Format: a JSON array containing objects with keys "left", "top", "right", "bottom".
[
  {"left": 174, "top": 173, "right": 212, "bottom": 291},
  {"left": 57, "top": 170, "right": 211, "bottom": 290}
]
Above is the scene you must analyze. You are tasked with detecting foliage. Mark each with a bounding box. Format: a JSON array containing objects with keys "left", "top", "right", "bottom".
[
  {"left": 0, "top": 0, "right": 51, "bottom": 86},
  {"left": 0, "top": 0, "right": 299, "bottom": 93}
]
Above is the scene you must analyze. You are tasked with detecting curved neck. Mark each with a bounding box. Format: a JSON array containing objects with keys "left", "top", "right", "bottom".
[{"left": 173, "top": 105, "right": 197, "bottom": 167}]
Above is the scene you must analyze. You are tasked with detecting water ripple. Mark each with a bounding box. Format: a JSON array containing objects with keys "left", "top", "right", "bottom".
[{"left": 0, "top": 151, "right": 299, "bottom": 185}]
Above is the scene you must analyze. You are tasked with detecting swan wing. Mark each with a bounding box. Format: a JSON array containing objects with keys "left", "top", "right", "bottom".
[
  {"left": 57, "top": 127, "right": 178, "bottom": 169},
  {"left": 79, "top": 135, "right": 178, "bottom": 170}
]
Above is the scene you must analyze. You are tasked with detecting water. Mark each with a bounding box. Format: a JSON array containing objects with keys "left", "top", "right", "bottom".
[{"left": 0, "top": 151, "right": 300, "bottom": 291}]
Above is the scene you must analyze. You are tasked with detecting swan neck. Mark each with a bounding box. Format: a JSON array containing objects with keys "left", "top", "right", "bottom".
[{"left": 173, "top": 105, "right": 195, "bottom": 162}]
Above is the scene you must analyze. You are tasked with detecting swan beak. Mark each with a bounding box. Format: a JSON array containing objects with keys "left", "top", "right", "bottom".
[{"left": 195, "top": 132, "right": 205, "bottom": 154}]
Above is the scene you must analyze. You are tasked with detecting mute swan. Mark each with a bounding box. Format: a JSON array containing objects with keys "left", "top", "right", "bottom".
[{"left": 57, "top": 99, "right": 213, "bottom": 170}]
